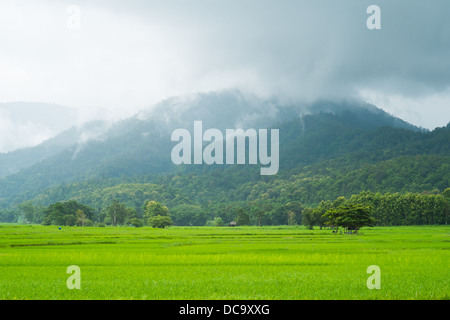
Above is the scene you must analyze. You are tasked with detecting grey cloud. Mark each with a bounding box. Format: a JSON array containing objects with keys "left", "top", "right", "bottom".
[{"left": 0, "top": 0, "right": 449, "bottom": 132}]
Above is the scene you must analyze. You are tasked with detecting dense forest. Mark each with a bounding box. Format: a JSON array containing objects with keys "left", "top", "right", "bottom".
[
  {"left": 0, "top": 93, "right": 448, "bottom": 227},
  {"left": 6, "top": 189, "right": 449, "bottom": 228}
]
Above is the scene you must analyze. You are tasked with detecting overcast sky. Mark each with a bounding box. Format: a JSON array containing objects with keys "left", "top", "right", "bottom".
[{"left": 0, "top": 0, "right": 449, "bottom": 151}]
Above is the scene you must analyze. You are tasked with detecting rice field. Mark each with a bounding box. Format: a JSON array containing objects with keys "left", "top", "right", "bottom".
[{"left": 0, "top": 224, "right": 448, "bottom": 300}]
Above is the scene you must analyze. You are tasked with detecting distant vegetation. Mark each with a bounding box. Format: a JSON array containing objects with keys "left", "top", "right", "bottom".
[
  {"left": 5, "top": 188, "right": 448, "bottom": 229},
  {"left": 0, "top": 95, "right": 448, "bottom": 227}
]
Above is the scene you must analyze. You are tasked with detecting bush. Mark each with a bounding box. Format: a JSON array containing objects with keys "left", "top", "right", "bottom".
[
  {"left": 148, "top": 215, "right": 173, "bottom": 228},
  {"left": 205, "top": 216, "right": 224, "bottom": 227},
  {"left": 128, "top": 218, "right": 144, "bottom": 228}
]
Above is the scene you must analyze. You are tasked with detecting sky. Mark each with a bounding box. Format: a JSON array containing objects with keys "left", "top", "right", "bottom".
[{"left": 0, "top": 0, "right": 449, "bottom": 151}]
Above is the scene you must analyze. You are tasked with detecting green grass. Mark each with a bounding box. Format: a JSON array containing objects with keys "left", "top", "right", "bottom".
[{"left": 0, "top": 224, "right": 448, "bottom": 300}]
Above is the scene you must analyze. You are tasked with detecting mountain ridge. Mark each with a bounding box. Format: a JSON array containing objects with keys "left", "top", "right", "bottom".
[
  {"left": 0, "top": 91, "right": 448, "bottom": 219},
  {"left": 0, "top": 90, "right": 425, "bottom": 179}
]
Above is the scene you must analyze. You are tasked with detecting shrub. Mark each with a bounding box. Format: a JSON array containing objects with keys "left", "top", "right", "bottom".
[
  {"left": 148, "top": 215, "right": 173, "bottom": 228},
  {"left": 128, "top": 218, "right": 144, "bottom": 228},
  {"left": 205, "top": 217, "right": 224, "bottom": 226}
]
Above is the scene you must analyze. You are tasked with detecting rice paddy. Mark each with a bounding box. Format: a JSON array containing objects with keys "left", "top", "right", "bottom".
[{"left": 0, "top": 224, "right": 448, "bottom": 300}]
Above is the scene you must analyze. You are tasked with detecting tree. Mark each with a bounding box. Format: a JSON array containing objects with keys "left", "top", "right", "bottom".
[
  {"left": 128, "top": 217, "right": 144, "bottom": 227},
  {"left": 313, "top": 209, "right": 328, "bottom": 229},
  {"left": 148, "top": 215, "right": 173, "bottom": 228},
  {"left": 76, "top": 209, "right": 87, "bottom": 227},
  {"left": 42, "top": 200, "right": 94, "bottom": 226},
  {"left": 144, "top": 201, "right": 169, "bottom": 218},
  {"left": 106, "top": 199, "right": 128, "bottom": 227},
  {"left": 323, "top": 204, "right": 375, "bottom": 233},
  {"left": 18, "top": 201, "right": 35, "bottom": 223},
  {"left": 143, "top": 201, "right": 173, "bottom": 227},
  {"left": 443, "top": 187, "right": 450, "bottom": 199},
  {"left": 302, "top": 208, "right": 315, "bottom": 230},
  {"left": 171, "top": 204, "right": 207, "bottom": 226},
  {"left": 285, "top": 201, "right": 303, "bottom": 225},
  {"left": 252, "top": 208, "right": 265, "bottom": 227},
  {"left": 313, "top": 200, "right": 333, "bottom": 229},
  {"left": 236, "top": 208, "right": 250, "bottom": 226},
  {"left": 65, "top": 214, "right": 76, "bottom": 226},
  {"left": 269, "top": 204, "right": 288, "bottom": 225}
]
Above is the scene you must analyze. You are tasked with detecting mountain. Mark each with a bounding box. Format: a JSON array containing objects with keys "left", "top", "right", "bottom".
[
  {"left": 137, "top": 90, "right": 423, "bottom": 133},
  {"left": 0, "top": 91, "right": 448, "bottom": 222}
]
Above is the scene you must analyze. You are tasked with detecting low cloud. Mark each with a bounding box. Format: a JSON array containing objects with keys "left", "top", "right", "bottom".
[
  {"left": 0, "top": 110, "right": 53, "bottom": 152},
  {"left": 0, "top": 0, "right": 448, "bottom": 131}
]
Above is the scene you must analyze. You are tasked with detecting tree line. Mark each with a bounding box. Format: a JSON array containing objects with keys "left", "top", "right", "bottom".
[
  {"left": 4, "top": 188, "right": 449, "bottom": 228},
  {"left": 302, "top": 190, "right": 449, "bottom": 229},
  {"left": 33, "top": 199, "right": 174, "bottom": 228}
]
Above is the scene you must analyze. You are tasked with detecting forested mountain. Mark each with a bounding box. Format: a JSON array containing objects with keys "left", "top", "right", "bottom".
[{"left": 0, "top": 91, "right": 449, "bottom": 225}]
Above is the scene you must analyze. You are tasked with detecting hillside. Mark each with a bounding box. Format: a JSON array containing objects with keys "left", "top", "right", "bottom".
[{"left": 0, "top": 91, "right": 448, "bottom": 224}]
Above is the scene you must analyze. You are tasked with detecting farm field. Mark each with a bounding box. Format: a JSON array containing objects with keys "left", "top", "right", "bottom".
[{"left": 0, "top": 224, "right": 448, "bottom": 300}]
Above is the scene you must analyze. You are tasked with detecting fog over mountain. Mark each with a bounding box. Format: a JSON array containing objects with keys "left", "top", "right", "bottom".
[
  {"left": 0, "top": 88, "right": 430, "bottom": 155},
  {"left": 137, "top": 90, "right": 423, "bottom": 134},
  {"left": 0, "top": 90, "right": 443, "bottom": 196},
  {"left": 0, "top": 0, "right": 449, "bottom": 148},
  {"left": 0, "top": 102, "right": 76, "bottom": 153},
  {"left": 0, "top": 89, "right": 448, "bottom": 221}
]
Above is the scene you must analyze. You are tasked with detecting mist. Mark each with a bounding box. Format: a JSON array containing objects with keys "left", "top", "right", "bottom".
[{"left": 0, "top": 0, "right": 449, "bottom": 152}]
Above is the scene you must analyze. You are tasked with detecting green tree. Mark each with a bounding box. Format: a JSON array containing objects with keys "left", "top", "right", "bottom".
[
  {"left": 252, "top": 208, "right": 265, "bottom": 227},
  {"left": 324, "top": 204, "right": 375, "bottom": 233},
  {"left": 128, "top": 217, "right": 144, "bottom": 227},
  {"left": 443, "top": 187, "right": 450, "bottom": 199},
  {"left": 148, "top": 215, "right": 173, "bottom": 228},
  {"left": 236, "top": 208, "right": 250, "bottom": 226},
  {"left": 65, "top": 214, "right": 76, "bottom": 226},
  {"left": 76, "top": 209, "right": 87, "bottom": 227},
  {"left": 302, "top": 208, "right": 315, "bottom": 230},
  {"left": 285, "top": 201, "right": 303, "bottom": 225},
  {"left": 313, "top": 208, "right": 328, "bottom": 229},
  {"left": 18, "top": 201, "right": 35, "bottom": 223},
  {"left": 144, "top": 201, "right": 169, "bottom": 218},
  {"left": 314, "top": 200, "right": 334, "bottom": 229},
  {"left": 143, "top": 200, "right": 173, "bottom": 227},
  {"left": 106, "top": 199, "right": 128, "bottom": 227},
  {"left": 42, "top": 201, "right": 94, "bottom": 226},
  {"left": 171, "top": 204, "right": 207, "bottom": 226}
]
